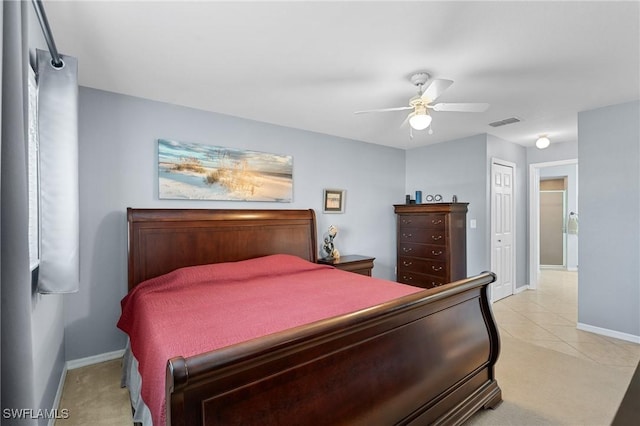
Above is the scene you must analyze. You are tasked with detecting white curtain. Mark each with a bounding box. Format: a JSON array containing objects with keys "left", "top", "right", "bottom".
[
  {"left": 35, "top": 48, "right": 79, "bottom": 294},
  {"left": 1, "top": 1, "right": 79, "bottom": 420},
  {"left": 1, "top": 1, "right": 37, "bottom": 422}
]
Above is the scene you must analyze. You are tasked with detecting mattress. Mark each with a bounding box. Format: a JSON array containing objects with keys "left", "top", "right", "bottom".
[{"left": 118, "top": 254, "right": 421, "bottom": 425}]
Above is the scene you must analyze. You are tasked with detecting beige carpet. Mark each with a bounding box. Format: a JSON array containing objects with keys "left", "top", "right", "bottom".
[
  {"left": 55, "top": 332, "right": 634, "bottom": 425},
  {"left": 55, "top": 358, "right": 132, "bottom": 425}
]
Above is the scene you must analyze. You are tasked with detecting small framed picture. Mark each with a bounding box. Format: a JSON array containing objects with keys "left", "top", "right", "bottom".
[{"left": 323, "top": 189, "right": 345, "bottom": 214}]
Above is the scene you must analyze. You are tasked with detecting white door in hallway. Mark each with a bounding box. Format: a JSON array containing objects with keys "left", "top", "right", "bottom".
[{"left": 491, "top": 161, "right": 515, "bottom": 302}]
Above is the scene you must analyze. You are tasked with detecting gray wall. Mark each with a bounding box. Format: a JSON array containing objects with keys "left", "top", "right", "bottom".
[
  {"left": 527, "top": 140, "right": 578, "bottom": 164},
  {"left": 405, "top": 133, "right": 528, "bottom": 289},
  {"left": 66, "top": 88, "right": 640, "bottom": 362},
  {"left": 578, "top": 100, "right": 639, "bottom": 337},
  {"left": 405, "top": 134, "right": 489, "bottom": 277},
  {"left": 67, "top": 87, "right": 406, "bottom": 360}
]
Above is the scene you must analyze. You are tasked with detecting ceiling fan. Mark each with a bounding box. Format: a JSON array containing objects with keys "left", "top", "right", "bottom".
[{"left": 355, "top": 72, "right": 489, "bottom": 137}]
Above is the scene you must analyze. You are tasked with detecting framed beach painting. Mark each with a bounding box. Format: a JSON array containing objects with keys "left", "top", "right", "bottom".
[
  {"left": 323, "top": 189, "right": 345, "bottom": 213},
  {"left": 158, "top": 139, "right": 293, "bottom": 202}
]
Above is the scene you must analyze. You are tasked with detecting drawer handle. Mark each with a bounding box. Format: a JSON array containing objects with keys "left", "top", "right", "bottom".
[
  {"left": 431, "top": 250, "right": 443, "bottom": 256},
  {"left": 432, "top": 266, "right": 443, "bottom": 272},
  {"left": 402, "top": 247, "right": 413, "bottom": 253},
  {"left": 402, "top": 219, "right": 412, "bottom": 225},
  {"left": 402, "top": 261, "right": 412, "bottom": 267},
  {"left": 403, "top": 276, "right": 413, "bottom": 281},
  {"left": 431, "top": 219, "right": 443, "bottom": 225},
  {"left": 402, "top": 233, "right": 412, "bottom": 238},
  {"left": 432, "top": 235, "right": 443, "bottom": 241}
]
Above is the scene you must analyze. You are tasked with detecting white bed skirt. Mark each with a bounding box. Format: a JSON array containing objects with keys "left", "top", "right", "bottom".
[{"left": 122, "top": 340, "right": 153, "bottom": 425}]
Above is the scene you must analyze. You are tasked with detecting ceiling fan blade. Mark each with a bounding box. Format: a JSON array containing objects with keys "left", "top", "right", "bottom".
[
  {"left": 431, "top": 102, "right": 489, "bottom": 112},
  {"left": 354, "top": 106, "right": 413, "bottom": 114},
  {"left": 421, "top": 79, "right": 453, "bottom": 102}
]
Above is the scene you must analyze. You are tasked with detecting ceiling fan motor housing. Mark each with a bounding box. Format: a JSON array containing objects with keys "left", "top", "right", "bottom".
[{"left": 410, "top": 72, "right": 430, "bottom": 87}]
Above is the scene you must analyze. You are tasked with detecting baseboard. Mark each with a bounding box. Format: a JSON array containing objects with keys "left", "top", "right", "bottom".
[
  {"left": 66, "top": 348, "right": 125, "bottom": 370},
  {"left": 48, "top": 364, "right": 68, "bottom": 426},
  {"left": 514, "top": 285, "right": 529, "bottom": 295},
  {"left": 577, "top": 322, "right": 640, "bottom": 344}
]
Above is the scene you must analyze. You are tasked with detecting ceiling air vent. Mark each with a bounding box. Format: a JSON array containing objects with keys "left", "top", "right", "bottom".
[{"left": 489, "top": 117, "right": 521, "bottom": 127}]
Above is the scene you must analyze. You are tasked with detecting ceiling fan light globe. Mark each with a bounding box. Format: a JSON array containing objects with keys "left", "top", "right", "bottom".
[
  {"left": 409, "top": 113, "right": 432, "bottom": 130},
  {"left": 536, "top": 136, "right": 550, "bottom": 149}
]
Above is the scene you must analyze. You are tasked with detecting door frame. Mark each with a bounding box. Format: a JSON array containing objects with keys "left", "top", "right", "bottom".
[
  {"left": 490, "top": 158, "right": 516, "bottom": 302},
  {"left": 529, "top": 159, "right": 578, "bottom": 290}
]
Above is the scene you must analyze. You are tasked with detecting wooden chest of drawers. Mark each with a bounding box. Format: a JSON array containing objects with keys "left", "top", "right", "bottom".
[{"left": 394, "top": 203, "right": 468, "bottom": 289}]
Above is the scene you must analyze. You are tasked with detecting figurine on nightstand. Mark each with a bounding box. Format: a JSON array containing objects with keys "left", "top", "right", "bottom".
[{"left": 321, "top": 225, "right": 340, "bottom": 260}]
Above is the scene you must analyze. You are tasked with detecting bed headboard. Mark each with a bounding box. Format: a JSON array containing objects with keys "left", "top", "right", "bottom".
[{"left": 127, "top": 208, "right": 318, "bottom": 290}]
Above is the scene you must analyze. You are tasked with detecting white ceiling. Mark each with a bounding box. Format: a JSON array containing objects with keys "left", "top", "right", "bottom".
[{"left": 44, "top": 1, "right": 640, "bottom": 150}]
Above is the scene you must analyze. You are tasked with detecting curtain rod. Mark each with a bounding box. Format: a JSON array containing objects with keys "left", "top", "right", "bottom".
[{"left": 32, "top": 0, "right": 63, "bottom": 68}]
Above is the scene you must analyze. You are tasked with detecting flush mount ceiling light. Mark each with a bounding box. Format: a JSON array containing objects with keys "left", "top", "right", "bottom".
[{"left": 536, "top": 136, "right": 550, "bottom": 149}]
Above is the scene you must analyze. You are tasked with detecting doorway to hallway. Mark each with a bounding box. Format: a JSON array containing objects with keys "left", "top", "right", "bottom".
[
  {"left": 529, "top": 159, "right": 578, "bottom": 289},
  {"left": 540, "top": 178, "right": 567, "bottom": 268}
]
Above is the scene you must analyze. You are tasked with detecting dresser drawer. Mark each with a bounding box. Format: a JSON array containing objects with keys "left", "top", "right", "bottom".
[
  {"left": 399, "top": 227, "right": 446, "bottom": 244},
  {"left": 398, "top": 214, "right": 446, "bottom": 229},
  {"left": 396, "top": 271, "right": 448, "bottom": 289},
  {"left": 398, "top": 257, "right": 447, "bottom": 278},
  {"left": 398, "top": 242, "right": 447, "bottom": 259}
]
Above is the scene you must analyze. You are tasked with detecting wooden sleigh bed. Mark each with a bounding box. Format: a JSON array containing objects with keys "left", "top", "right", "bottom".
[{"left": 123, "top": 208, "right": 502, "bottom": 425}]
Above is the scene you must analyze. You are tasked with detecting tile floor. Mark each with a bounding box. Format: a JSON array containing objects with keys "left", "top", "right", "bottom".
[{"left": 493, "top": 269, "right": 640, "bottom": 372}]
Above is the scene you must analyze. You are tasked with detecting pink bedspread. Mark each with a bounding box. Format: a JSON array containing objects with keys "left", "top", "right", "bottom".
[{"left": 117, "top": 254, "right": 422, "bottom": 425}]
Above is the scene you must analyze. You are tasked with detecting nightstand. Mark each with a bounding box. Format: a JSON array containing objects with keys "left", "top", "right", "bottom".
[{"left": 318, "top": 255, "right": 375, "bottom": 276}]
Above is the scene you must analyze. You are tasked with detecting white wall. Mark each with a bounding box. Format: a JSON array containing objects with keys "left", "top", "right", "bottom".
[
  {"left": 578, "top": 100, "right": 639, "bottom": 339},
  {"left": 67, "top": 87, "right": 406, "bottom": 360}
]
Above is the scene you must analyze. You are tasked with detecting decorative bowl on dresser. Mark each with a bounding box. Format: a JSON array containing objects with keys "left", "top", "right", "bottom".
[{"left": 394, "top": 203, "right": 468, "bottom": 289}]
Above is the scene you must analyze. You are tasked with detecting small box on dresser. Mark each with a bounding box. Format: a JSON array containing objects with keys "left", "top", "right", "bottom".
[{"left": 394, "top": 203, "right": 468, "bottom": 289}]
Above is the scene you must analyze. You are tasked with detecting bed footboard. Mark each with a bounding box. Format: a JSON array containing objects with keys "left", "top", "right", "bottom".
[{"left": 167, "top": 272, "right": 501, "bottom": 425}]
